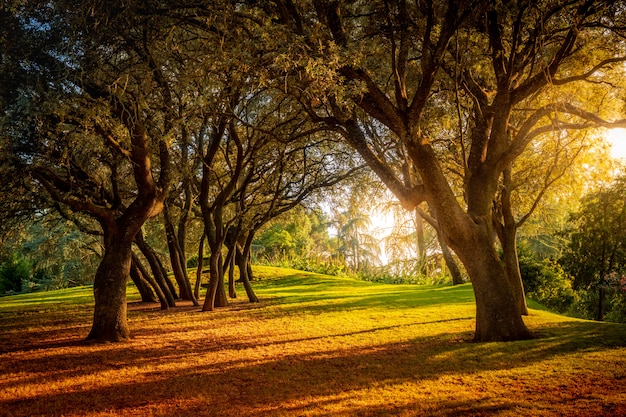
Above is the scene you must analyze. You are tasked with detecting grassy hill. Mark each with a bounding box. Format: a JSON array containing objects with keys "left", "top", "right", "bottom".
[{"left": 1, "top": 266, "right": 625, "bottom": 416}]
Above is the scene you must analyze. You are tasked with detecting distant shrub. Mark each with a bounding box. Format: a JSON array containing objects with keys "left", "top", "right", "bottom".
[
  {"left": 0, "top": 254, "right": 31, "bottom": 294},
  {"left": 519, "top": 254, "right": 576, "bottom": 313},
  {"left": 569, "top": 273, "right": 626, "bottom": 323}
]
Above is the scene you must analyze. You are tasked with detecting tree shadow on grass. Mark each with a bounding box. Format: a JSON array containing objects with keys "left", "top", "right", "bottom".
[
  {"left": 2, "top": 318, "right": 625, "bottom": 416},
  {"left": 256, "top": 280, "right": 476, "bottom": 316}
]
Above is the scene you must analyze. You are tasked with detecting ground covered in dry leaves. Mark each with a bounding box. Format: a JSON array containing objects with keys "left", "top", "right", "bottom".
[{"left": 1, "top": 267, "right": 625, "bottom": 416}]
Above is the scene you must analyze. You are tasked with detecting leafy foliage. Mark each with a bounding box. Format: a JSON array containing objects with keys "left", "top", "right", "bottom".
[
  {"left": 560, "top": 175, "right": 626, "bottom": 289},
  {"left": 0, "top": 253, "right": 30, "bottom": 294},
  {"left": 519, "top": 250, "right": 576, "bottom": 314}
]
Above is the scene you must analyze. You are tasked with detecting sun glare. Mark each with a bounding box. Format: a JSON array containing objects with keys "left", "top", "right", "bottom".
[
  {"left": 606, "top": 128, "right": 626, "bottom": 160},
  {"left": 369, "top": 210, "right": 395, "bottom": 238}
]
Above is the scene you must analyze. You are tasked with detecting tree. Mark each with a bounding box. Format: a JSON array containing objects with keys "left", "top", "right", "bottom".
[
  {"left": 251, "top": 0, "right": 626, "bottom": 340},
  {"left": 1, "top": 2, "right": 178, "bottom": 341},
  {"left": 561, "top": 175, "right": 626, "bottom": 320}
]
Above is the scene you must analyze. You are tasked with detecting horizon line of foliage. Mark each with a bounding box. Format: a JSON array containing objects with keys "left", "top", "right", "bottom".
[{"left": 3, "top": 174, "right": 626, "bottom": 323}]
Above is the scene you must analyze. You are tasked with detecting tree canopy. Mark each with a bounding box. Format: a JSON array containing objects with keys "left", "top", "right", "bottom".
[{"left": 2, "top": 0, "right": 626, "bottom": 342}]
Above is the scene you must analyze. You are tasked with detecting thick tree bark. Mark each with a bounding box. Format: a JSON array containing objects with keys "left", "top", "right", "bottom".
[
  {"left": 448, "top": 222, "right": 532, "bottom": 341},
  {"left": 86, "top": 233, "right": 133, "bottom": 342},
  {"left": 409, "top": 141, "right": 532, "bottom": 342}
]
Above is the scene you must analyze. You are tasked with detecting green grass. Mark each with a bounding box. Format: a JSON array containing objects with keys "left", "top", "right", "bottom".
[{"left": 1, "top": 266, "right": 625, "bottom": 416}]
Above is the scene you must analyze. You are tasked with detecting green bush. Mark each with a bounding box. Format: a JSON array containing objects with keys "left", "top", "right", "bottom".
[
  {"left": 519, "top": 254, "right": 576, "bottom": 313},
  {"left": 0, "top": 254, "right": 31, "bottom": 294}
]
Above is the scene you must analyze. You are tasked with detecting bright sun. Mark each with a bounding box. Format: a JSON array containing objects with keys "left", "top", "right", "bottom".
[{"left": 606, "top": 128, "right": 626, "bottom": 160}]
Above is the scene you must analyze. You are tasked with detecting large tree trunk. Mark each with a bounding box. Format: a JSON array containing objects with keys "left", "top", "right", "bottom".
[
  {"left": 451, "top": 224, "right": 533, "bottom": 342},
  {"left": 86, "top": 235, "right": 132, "bottom": 342},
  {"left": 410, "top": 142, "right": 532, "bottom": 342}
]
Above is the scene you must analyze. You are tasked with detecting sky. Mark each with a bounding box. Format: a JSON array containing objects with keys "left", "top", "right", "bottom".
[{"left": 606, "top": 128, "right": 626, "bottom": 160}]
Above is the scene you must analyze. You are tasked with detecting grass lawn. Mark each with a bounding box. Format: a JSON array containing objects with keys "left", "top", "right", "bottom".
[{"left": 1, "top": 266, "right": 625, "bottom": 416}]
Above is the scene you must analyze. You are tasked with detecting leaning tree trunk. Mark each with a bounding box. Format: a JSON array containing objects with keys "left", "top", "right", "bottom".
[
  {"left": 163, "top": 205, "right": 198, "bottom": 305},
  {"left": 225, "top": 244, "right": 237, "bottom": 299},
  {"left": 418, "top": 206, "right": 464, "bottom": 285},
  {"left": 132, "top": 252, "right": 169, "bottom": 310},
  {"left": 129, "top": 259, "right": 157, "bottom": 303},
  {"left": 415, "top": 209, "right": 427, "bottom": 275},
  {"left": 86, "top": 233, "right": 133, "bottom": 342},
  {"left": 135, "top": 232, "right": 177, "bottom": 306},
  {"left": 437, "top": 232, "right": 464, "bottom": 285},
  {"left": 238, "top": 233, "right": 259, "bottom": 303}
]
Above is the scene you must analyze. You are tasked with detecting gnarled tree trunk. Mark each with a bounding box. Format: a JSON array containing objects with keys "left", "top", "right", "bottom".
[{"left": 87, "top": 235, "right": 133, "bottom": 342}]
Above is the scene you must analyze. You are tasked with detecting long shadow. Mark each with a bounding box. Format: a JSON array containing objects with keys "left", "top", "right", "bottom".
[
  {"left": 255, "top": 278, "right": 476, "bottom": 316},
  {"left": 3, "top": 318, "right": 625, "bottom": 416},
  {"left": 3, "top": 273, "right": 626, "bottom": 415}
]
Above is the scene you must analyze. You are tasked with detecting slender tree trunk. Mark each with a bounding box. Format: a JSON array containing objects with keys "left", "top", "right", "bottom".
[
  {"left": 216, "top": 252, "right": 228, "bottom": 306},
  {"left": 130, "top": 259, "right": 157, "bottom": 303},
  {"left": 163, "top": 206, "right": 198, "bottom": 305},
  {"left": 132, "top": 252, "right": 169, "bottom": 310},
  {"left": 501, "top": 226, "right": 529, "bottom": 316},
  {"left": 87, "top": 234, "right": 132, "bottom": 342},
  {"left": 437, "top": 232, "right": 464, "bottom": 285},
  {"left": 239, "top": 233, "right": 259, "bottom": 303},
  {"left": 156, "top": 254, "right": 178, "bottom": 300},
  {"left": 419, "top": 206, "right": 464, "bottom": 285},
  {"left": 415, "top": 209, "right": 427, "bottom": 275},
  {"left": 194, "top": 233, "right": 206, "bottom": 299},
  {"left": 134, "top": 232, "right": 176, "bottom": 307},
  {"left": 202, "top": 250, "right": 228, "bottom": 311},
  {"left": 225, "top": 244, "right": 237, "bottom": 298},
  {"left": 499, "top": 167, "right": 529, "bottom": 315}
]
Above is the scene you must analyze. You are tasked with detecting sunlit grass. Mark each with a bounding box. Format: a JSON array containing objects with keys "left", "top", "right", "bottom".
[{"left": 1, "top": 267, "right": 625, "bottom": 416}]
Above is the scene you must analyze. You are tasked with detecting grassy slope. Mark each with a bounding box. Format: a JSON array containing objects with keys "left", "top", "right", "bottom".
[{"left": 0, "top": 266, "right": 625, "bottom": 417}]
